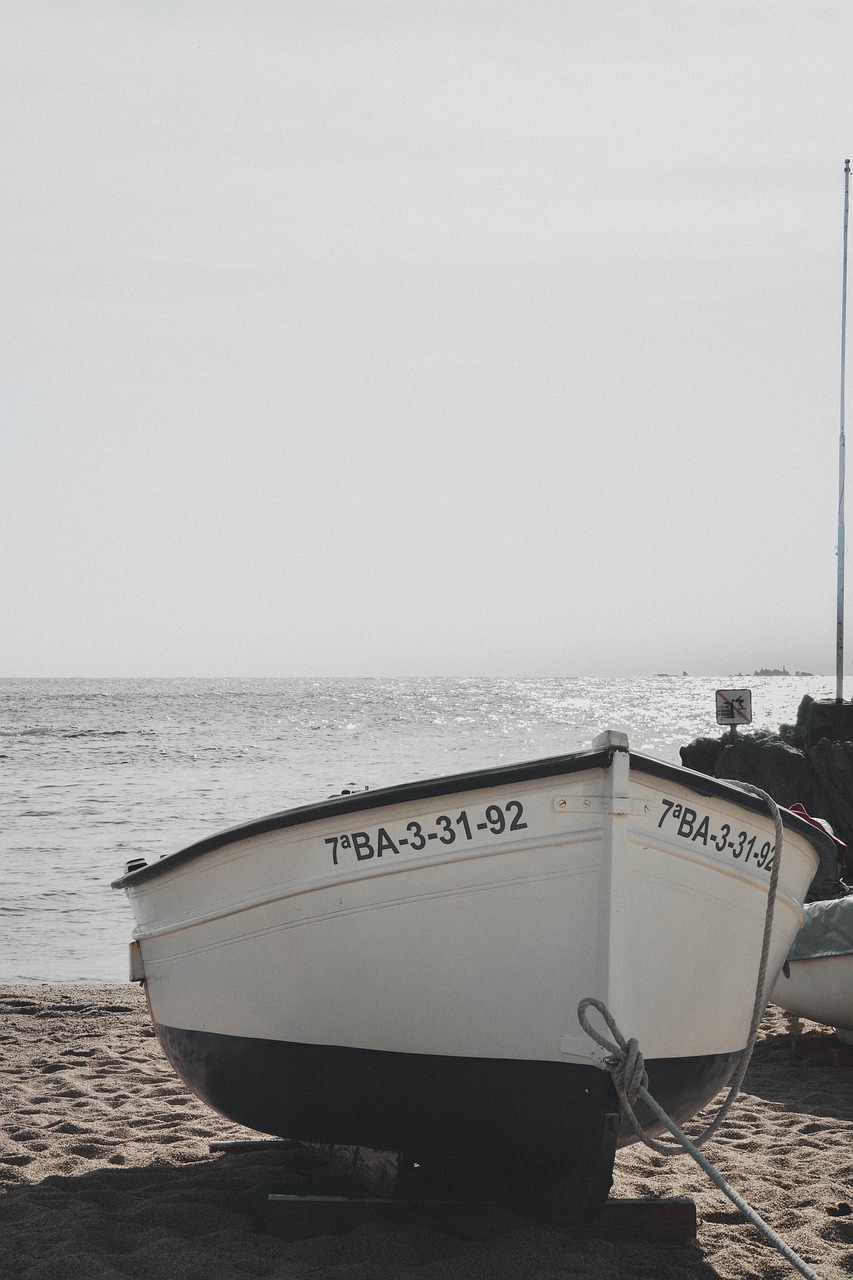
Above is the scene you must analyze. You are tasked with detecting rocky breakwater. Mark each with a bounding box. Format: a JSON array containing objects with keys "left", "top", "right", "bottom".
[{"left": 680, "top": 695, "right": 853, "bottom": 900}]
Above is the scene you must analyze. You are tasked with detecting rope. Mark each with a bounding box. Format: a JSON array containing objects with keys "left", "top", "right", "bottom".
[
  {"left": 577, "top": 785, "right": 825, "bottom": 1280},
  {"left": 640, "top": 1075, "right": 822, "bottom": 1280},
  {"left": 578, "top": 1000, "right": 823, "bottom": 1280}
]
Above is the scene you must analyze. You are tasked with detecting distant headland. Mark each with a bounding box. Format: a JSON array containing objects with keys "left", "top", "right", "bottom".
[
  {"left": 729, "top": 668, "right": 815, "bottom": 678},
  {"left": 654, "top": 669, "right": 816, "bottom": 678}
]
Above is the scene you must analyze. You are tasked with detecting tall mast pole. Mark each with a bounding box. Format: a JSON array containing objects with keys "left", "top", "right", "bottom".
[{"left": 837, "top": 158, "right": 850, "bottom": 703}]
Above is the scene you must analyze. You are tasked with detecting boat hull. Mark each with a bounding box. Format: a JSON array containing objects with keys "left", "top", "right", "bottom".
[
  {"left": 771, "top": 952, "right": 853, "bottom": 1038},
  {"left": 771, "top": 894, "right": 853, "bottom": 1039},
  {"left": 115, "top": 734, "right": 826, "bottom": 1222}
]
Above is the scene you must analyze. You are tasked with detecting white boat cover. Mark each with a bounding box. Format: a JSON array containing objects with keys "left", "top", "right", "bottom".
[{"left": 788, "top": 893, "right": 853, "bottom": 961}]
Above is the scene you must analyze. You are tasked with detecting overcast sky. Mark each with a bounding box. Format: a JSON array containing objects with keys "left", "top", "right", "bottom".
[{"left": 3, "top": 1, "right": 852, "bottom": 677}]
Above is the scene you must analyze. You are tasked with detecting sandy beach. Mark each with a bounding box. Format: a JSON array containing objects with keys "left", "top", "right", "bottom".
[{"left": 1, "top": 986, "right": 851, "bottom": 1280}]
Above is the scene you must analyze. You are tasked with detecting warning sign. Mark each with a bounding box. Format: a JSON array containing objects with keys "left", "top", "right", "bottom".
[{"left": 715, "top": 689, "right": 752, "bottom": 726}]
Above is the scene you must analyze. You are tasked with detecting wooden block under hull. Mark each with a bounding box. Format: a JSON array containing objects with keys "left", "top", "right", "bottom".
[
  {"left": 266, "top": 1194, "right": 698, "bottom": 1241},
  {"left": 791, "top": 1034, "right": 853, "bottom": 1067}
]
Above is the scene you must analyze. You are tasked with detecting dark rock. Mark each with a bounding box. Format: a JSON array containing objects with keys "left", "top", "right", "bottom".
[
  {"left": 679, "top": 724, "right": 851, "bottom": 900},
  {"left": 679, "top": 736, "right": 722, "bottom": 776},
  {"left": 792, "top": 695, "right": 853, "bottom": 750},
  {"left": 808, "top": 740, "right": 853, "bottom": 852},
  {"left": 718, "top": 736, "right": 813, "bottom": 810}
]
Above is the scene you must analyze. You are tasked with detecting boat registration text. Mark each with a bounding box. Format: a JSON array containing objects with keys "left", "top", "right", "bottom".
[
  {"left": 657, "top": 798, "right": 775, "bottom": 872},
  {"left": 325, "top": 800, "right": 528, "bottom": 866}
]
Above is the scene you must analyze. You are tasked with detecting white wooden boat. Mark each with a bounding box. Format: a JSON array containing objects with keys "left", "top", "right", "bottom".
[
  {"left": 113, "top": 730, "right": 829, "bottom": 1223},
  {"left": 770, "top": 894, "right": 853, "bottom": 1044}
]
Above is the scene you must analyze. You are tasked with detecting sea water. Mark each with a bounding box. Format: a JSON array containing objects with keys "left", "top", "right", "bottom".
[{"left": 0, "top": 674, "right": 834, "bottom": 984}]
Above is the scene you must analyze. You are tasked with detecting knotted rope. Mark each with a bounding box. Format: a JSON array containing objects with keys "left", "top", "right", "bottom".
[{"left": 577, "top": 784, "right": 824, "bottom": 1280}]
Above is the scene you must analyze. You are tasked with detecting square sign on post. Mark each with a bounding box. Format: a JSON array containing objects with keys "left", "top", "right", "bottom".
[{"left": 715, "top": 689, "right": 752, "bottom": 727}]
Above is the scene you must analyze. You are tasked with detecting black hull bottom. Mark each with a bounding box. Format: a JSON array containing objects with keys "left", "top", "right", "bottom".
[{"left": 154, "top": 1023, "right": 738, "bottom": 1225}]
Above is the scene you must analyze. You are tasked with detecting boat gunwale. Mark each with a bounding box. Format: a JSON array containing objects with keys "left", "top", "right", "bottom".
[{"left": 112, "top": 746, "right": 833, "bottom": 890}]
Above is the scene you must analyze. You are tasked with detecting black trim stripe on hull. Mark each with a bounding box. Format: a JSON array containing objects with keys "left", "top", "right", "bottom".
[{"left": 153, "top": 1023, "right": 739, "bottom": 1220}]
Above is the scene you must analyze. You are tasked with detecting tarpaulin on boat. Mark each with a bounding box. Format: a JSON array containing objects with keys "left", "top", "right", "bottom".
[{"left": 788, "top": 893, "right": 853, "bottom": 961}]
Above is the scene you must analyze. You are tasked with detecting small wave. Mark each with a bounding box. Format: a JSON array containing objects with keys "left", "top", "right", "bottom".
[{"left": 61, "top": 730, "right": 128, "bottom": 739}]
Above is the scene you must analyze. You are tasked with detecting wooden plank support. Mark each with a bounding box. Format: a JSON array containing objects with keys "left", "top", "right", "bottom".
[
  {"left": 565, "top": 1197, "right": 697, "bottom": 1240},
  {"left": 266, "top": 1195, "right": 697, "bottom": 1242},
  {"left": 210, "top": 1139, "right": 301, "bottom": 1153},
  {"left": 791, "top": 1035, "right": 853, "bottom": 1067},
  {"left": 305, "top": 1143, "right": 401, "bottom": 1197}
]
